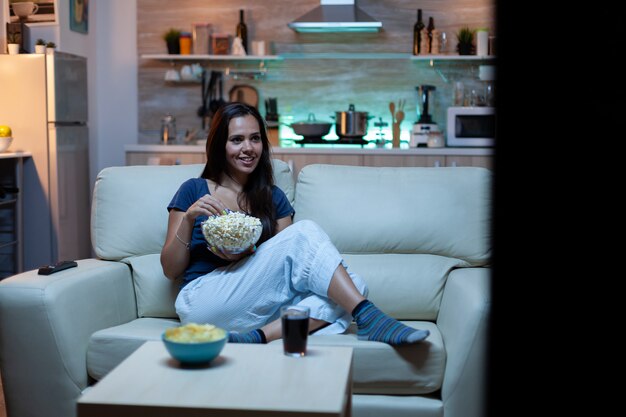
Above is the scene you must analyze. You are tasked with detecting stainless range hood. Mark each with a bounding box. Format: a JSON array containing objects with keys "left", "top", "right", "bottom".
[{"left": 288, "top": 0, "right": 382, "bottom": 33}]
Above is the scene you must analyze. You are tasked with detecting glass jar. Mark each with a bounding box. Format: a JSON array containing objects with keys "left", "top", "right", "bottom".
[
  {"left": 160, "top": 114, "right": 177, "bottom": 144},
  {"left": 179, "top": 32, "right": 192, "bottom": 55}
]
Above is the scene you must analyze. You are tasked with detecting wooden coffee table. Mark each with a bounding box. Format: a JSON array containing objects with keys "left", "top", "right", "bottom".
[{"left": 77, "top": 341, "right": 353, "bottom": 417}]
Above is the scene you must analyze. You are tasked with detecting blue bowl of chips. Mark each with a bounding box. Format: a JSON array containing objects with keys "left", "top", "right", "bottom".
[{"left": 162, "top": 323, "right": 228, "bottom": 364}]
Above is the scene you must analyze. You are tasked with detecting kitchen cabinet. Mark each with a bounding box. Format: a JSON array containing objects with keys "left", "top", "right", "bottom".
[
  {"left": 126, "top": 150, "right": 206, "bottom": 166},
  {"left": 445, "top": 155, "right": 493, "bottom": 169},
  {"left": 0, "top": 152, "right": 30, "bottom": 279},
  {"left": 273, "top": 153, "right": 363, "bottom": 179},
  {"left": 126, "top": 146, "right": 493, "bottom": 182},
  {"left": 361, "top": 154, "right": 444, "bottom": 168},
  {"left": 276, "top": 151, "right": 492, "bottom": 178}
]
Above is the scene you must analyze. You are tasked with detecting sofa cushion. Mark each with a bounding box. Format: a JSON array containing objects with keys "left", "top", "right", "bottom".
[
  {"left": 87, "top": 317, "right": 178, "bottom": 381},
  {"left": 342, "top": 253, "right": 465, "bottom": 320},
  {"left": 123, "top": 254, "right": 182, "bottom": 318},
  {"left": 92, "top": 160, "right": 294, "bottom": 261},
  {"left": 294, "top": 165, "right": 491, "bottom": 265},
  {"left": 306, "top": 321, "right": 444, "bottom": 395},
  {"left": 87, "top": 318, "right": 443, "bottom": 395}
]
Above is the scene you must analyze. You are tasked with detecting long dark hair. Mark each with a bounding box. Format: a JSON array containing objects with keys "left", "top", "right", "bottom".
[{"left": 201, "top": 102, "right": 276, "bottom": 244}]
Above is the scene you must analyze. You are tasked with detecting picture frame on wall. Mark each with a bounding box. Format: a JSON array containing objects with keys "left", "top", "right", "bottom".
[{"left": 69, "top": 0, "right": 88, "bottom": 33}]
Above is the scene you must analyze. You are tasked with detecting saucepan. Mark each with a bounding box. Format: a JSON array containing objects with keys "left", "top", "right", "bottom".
[
  {"left": 332, "top": 104, "right": 374, "bottom": 138},
  {"left": 290, "top": 113, "right": 332, "bottom": 138}
]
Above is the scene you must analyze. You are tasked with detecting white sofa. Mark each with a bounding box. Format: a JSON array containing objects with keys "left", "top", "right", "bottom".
[{"left": 0, "top": 160, "right": 491, "bottom": 417}]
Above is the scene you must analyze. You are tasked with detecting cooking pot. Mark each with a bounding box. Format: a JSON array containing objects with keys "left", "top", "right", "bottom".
[
  {"left": 332, "top": 104, "right": 373, "bottom": 138},
  {"left": 290, "top": 113, "right": 332, "bottom": 138}
]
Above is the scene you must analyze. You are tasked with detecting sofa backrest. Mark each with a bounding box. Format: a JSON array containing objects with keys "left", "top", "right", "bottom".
[
  {"left": 90, "top": 160, "right": 295, "bottom": 319},
  {"left": 294, "top": 164, "right": 491, "bottom": 320},
  {"left": 91, "top": 160, "right": 295, "bottom": 260}
]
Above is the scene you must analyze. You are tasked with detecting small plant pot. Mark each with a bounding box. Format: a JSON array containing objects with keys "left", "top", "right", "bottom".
[
  {"left": 35, "top": 44, "right": 46, "bottom": 54},
  {"left": 166, "top": 38, "right": 180, "bottom": 54},
  {"left": 457, "top": 43, "right": 474, "bottom": 55},
  {"left": 7, "top": 43, "right": 20, "bottom": 55}
]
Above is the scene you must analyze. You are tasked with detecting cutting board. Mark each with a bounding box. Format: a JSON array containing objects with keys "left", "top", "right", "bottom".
[{"left": 228, "top": 85, "right": 259, "bottom": 108}]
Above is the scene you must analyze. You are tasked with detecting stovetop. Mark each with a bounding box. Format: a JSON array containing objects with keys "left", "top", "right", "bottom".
[{"left": 293, "top": 136, "right": 369, "bottom": 147}]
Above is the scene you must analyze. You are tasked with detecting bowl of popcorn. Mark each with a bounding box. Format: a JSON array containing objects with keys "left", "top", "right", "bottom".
[
  {"left": 162, "top": 323, "right": 228, "bottom": 364},
  {"left": 201, "top": 210, "right": 262, "bottom": 254}
]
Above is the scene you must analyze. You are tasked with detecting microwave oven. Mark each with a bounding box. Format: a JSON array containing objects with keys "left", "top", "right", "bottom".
[{"left": 446, "top": 107, "right": 495, "bottom": 147}]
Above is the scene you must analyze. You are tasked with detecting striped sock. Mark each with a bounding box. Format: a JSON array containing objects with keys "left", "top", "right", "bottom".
[
  {"left": 228, "top": 329, "right": 267, "bottom": 344},
  {"left": 352, "top": 300, "right": 430, "bottom": 345}
]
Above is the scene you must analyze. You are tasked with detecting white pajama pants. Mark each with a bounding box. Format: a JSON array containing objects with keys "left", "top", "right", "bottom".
[{"left": 175, "top": 219, "right": 368, "bottom": 335}]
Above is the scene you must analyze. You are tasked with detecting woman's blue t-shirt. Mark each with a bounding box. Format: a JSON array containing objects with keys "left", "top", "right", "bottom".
[{"left": 167, "top": 178, "right": 294, "bottom": 285}]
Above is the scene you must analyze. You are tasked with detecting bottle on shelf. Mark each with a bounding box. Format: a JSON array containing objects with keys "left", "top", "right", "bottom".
[
  {"left": 236, "top": 9, "right": 248, "bottom": 54},
  {"left": 412, "top": 9, "right": 425, "bottom": 55},
  {"left": 427, "top": 17, "right": 435, "bottom": 53},
  {"left": 420, "top": 28, "right": 429, "bottom": 55}
]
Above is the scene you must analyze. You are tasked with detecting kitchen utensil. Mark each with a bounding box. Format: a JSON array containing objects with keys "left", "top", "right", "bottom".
[
  {"left": 160, "top": 114, "right": 177, "bottom": 144},
  {"left": 412, "top": 85, "right": 438, "bottom": 147},
  {"left": 215, "top": 72, "right": 227, "bottom": 108},
  {"left": 207, "top": 71, "right": 221, "bottom": 116},
  {"left": 332, "top": 104, "right": 372, "bottom": 138},
  {"left": 389, "top": 101, "right": 395, "bottom": 124},
  {"left": 396, "top": 110, "right": 405, "bottom": 124},
  {"left": 228, "top": 84, "right": 259, "bottom": 108},
  {"left": 197, "top": 70, "right": 207, "bottom": 126},
  {"left": 392, "top": 110, "right": 405, "bottom": 148},
  {"left": 265, "top": 97, "right": 278, "bottom": 122},
  {"left": 291, "top": 113, "right": 332, "bottom": 138}
]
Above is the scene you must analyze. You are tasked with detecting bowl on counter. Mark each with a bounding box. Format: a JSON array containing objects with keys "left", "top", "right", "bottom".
[{"left": 0, "top": 136, "right": 13, "bottom": 152}]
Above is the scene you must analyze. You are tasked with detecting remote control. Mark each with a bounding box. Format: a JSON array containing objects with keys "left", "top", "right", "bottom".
[{"left": 38, "top": 260, "right": 78, "bottom": 275}]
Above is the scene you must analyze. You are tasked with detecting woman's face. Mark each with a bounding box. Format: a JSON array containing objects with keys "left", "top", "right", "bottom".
[{"left": 225, "top": 114, "right": 263, "bottom": 180}]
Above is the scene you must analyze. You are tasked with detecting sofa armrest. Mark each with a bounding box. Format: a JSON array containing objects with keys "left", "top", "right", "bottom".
[
  {"left": 0, "top": 259, "right": 137, "bottom": 417},
  {"left": 437, "top": 267, "right": 491, "bottom": 417}
]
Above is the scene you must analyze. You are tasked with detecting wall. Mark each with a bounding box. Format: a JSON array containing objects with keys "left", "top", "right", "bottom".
[
  {"left": 56, "top": 0, "right": 138, "bottom": 187},
  {"left": 137, "top": 0, "right": 494, "bottom": 145}
]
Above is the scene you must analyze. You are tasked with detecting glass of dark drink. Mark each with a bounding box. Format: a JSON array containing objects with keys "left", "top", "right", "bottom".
[{"left": 280, "top": 305, "right": 310, "bottom": 357}]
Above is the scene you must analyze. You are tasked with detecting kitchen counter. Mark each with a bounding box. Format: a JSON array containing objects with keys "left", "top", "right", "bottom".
[
  {"left": 125, "top": 144, "right": 493, "bottom": 156},
  {"left": 126, "top": 144, "right": 493, "bottom": 177},
  {"left": 0, "top": 151, "right": 32, "bottom": 159}
]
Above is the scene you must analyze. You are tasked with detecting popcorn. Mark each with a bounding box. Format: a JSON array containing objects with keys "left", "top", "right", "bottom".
[{"left": 201, "top": 211, "right": 262, "bottom": 254}]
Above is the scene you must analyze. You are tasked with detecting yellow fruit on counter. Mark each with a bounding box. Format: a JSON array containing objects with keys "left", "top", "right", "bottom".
[{"left": 0, "top": 125, "right": 12, "bottom": 137}]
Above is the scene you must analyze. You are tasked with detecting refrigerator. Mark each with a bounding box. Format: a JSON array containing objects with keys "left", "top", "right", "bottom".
[{"left": 0, "top": 52, "right": 91, "bottom": 270}]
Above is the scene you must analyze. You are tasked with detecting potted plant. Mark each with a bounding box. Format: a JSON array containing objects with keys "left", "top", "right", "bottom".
[
  {"left": 162, "top": 28, "right": 181, "bottom": 54},
  {"left": 7, "top": 32, "right": 20, "bottom": 55},
  {"left": 35, "top": 38, "right": 46, "bottom": 54},
  {"left": 46, "top": 41, "right": 56, "bottom": 54},
  {"left": 456, "top": 27, "right": 475, "bottom": 55}
]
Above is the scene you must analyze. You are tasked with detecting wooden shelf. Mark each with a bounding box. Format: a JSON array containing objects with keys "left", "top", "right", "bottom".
[
  {"left": 279, "top": 52, "right": 411, "bottom": 60},
  {"left": 141, "top": 53, "right": 495, "bottom": 62},
  {"left": 140, "top": 54, "right": 282, "bottom": 61},
  {"left": 410, "top": 54, "right": 495, "bottom": 61}
]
